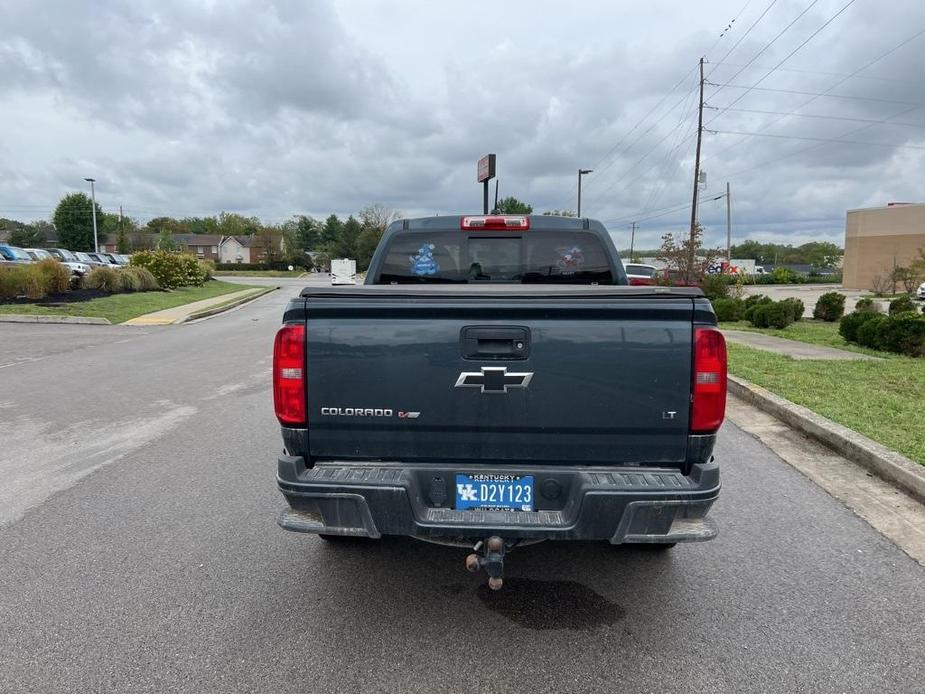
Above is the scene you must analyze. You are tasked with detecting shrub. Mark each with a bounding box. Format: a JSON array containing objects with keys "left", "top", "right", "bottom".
[
  {"left": 780, "top": 297, "right": 805, "bottom": 321},
  {"left": 131, "top": 250, "right": 204, "bottom": 288},
  {"left": 199, "top": 259, "right": 215, "bottom": 281},
  {"left": 0, "top": 267, "right": 28, "bottom": 300},
  {"left": 857, "top": 315, "right": 888, "bottom": 350},
  {"left": 119, "top": 268, "right": 142, "bottom": 292},
  {"left": 888, "top": 295, "right": 917, "bottom": 315},
  {"left": 771, "top": 267, "right": 798, "bottom": 284},
  {"left": 128, "top": 267, "right": 160, "bottom": 291},
  {"left": 878, "top": 314, "right": 925, "bottom": 357},
  {"left": 712, "top": 297, "right": 744, "bottom": 322},
  {"left": 749, "top": 301, "right": 795, "bottom": 329},
  {"left": 86, "top": 266, "right": 121, "bottom": 292},
  {"left": 813, "top": 292, "right": 846, "bottom": 321},
  {"left": 854, "top": 297, "right": 876, "bottom": 312},
  {"left": 701, "top": 274, "right": 731, "bottom": 301},
  {"left": 35, "top": 258, "right": 71, "bottom": 295},
  {"left": 839, "top": 311, "right": 881, "bottom": 343},
  {"left": 742, "top": 295, "right": 773, "bottom": 322}
]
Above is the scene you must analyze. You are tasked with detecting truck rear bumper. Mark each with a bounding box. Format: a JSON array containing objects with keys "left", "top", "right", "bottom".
[{"left": 276, "top": 457, "right": 720, "bottom": 544}]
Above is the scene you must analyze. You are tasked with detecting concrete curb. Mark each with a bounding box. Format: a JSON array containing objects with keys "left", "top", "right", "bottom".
[
  {"left": 180, "top": 287, "right": 276, "bottom": 323},
  {"left": 728, "top": 375, "right": 925, "bottom": 503},
  {"left": 0, "top": 314, "right": 111, "bottom": 325}
]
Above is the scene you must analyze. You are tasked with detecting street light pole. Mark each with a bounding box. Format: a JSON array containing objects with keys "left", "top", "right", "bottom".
[
  {"left": 577, "top": 169, "right": 593, "bottom": 217},
  {"left": 84, "top": 177, "right": 99, "bottom": 253}
]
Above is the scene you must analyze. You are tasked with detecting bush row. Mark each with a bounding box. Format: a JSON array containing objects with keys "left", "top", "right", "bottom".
[
  {"left": 812, "top": 292, "right": 845, "bottom": 321},
  {"left": 130, "top": 250, "right": 209, "bottom": 289},
  {"left": 0, "top": 259, "right": 73, "bottom": 300},
  {"left": 0, "top": 262, "right": 161, "bottom": 301},
  {"left": 85, "top": 266, "right": 160, "bottom": 293},
  {"left": 711, "top": 295, "right": 804, "bottom": 328},
  {"left": 840, "top": 310, "right": 925, "bottom": 357}
]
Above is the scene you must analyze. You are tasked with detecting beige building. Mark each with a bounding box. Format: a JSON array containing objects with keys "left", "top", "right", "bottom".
[{"left": 843, "top": 203, "right": 925, "bottom": 290}]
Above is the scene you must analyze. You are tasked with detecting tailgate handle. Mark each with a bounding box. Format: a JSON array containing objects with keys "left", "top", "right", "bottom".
[{"left": 461, "top": 326, "right": 530, "bottom": 360}]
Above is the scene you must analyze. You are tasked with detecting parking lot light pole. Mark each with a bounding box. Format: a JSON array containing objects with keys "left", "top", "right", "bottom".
[
  {"left": 577, "top": 169, "right": 592, "bottom": 217},
  {"left": 84, "top": 177, "right": 99, "bottom": 253}
]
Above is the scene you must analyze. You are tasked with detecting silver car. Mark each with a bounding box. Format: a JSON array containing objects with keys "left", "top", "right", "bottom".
[{"left": 24, "top": 248, "right": 91, "bottom": 276}]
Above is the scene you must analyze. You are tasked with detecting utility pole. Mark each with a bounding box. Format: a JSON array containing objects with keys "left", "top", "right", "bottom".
[
  {"left": 725, "top": 182, "right": 731, "bottom": 263},
  {"left": 688, "top": 57, "right": 705, "bottom": 279},
  {"left": 629, "top": 222, "right": 637, "bottom": 260},
  {"left": 577, "top": 169, "right": 593, "bottom": 217},
  {"left": 84, "top": 177, "right": 99, "bottom": 253}
]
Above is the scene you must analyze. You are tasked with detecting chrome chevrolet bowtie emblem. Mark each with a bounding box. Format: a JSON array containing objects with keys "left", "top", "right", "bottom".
[{"left": 454, "top": 367, "right": 534, "bottom": 394}]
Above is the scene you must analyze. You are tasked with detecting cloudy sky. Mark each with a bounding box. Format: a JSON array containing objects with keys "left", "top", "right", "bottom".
[{"left": 2, "top": 0, "right": 924, "bottom": 249}]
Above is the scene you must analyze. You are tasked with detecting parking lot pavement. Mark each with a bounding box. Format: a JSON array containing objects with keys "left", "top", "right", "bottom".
[{"left": 1, "top": 288, "right": 923, "bottom": 693}]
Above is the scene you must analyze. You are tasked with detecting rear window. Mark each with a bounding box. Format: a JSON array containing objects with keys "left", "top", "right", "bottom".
[
  {"left": 625, "top": 264, "right": 656, "bottom": 278},
  {"left": 376, "top": 230, "right": 616, "bottom": 284}
]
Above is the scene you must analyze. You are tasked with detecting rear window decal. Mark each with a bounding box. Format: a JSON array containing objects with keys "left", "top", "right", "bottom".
[
  {"left": 410, "top": 243, "right": 440, "bottom": 276},
  {"left": 556, "top": 245, "right": 584, "bottom": 272}
]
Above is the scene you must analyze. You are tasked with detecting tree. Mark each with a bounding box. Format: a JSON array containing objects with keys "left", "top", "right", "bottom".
[
  {"left": 324, "top": 215, "right": 362, "bottom": 260},
  {"left": 495, "top": 196, "right": 533, "bottom": 214},
  {"left": 116, "top": 225, "right": 130, "bottom": 254},
  {"left": 157, "top": 228, "right": 180, "bottom": 251},
  {"left": 181, "top": 216, "right": 219, "bottom": 235},
  {"left": 146, "top": 216, "right": 187, "bottom": 235},
  {"left": 9, "top": 223, "right": 48, "bottom": 248},
  {"left": 320, "top": 214, "right": 343, "bottom": 245},
  {"left": 797, "top": 241, "right": 842, "bottom": 268},
  {"left": 217, "top": 211, "right": 260, "bottom": 236},
  {"left": 53, "top": 192, "right": 104, "bottom": 251},
  {"left": 357, "top": 204, "right": 401, "bottom": 270},
  {"left": 657, "top": 224, "right": 720, "bottom": 285},
  {"left": 293, "top": 215, "right": 321, "bottom": 251},
  {"left": 255, "top": 226, "right": 283, "bottom": 263}
]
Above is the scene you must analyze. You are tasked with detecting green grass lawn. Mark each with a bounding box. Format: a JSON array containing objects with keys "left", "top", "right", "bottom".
[
  {"left": 214, "top": 270, "right": 306, "bottom": 277},
  {"left": 721, "top": 319, "right": 898, "bottom": 358},
  {"left": 728, "top": 342, "right": 925, "bottom": 464},
  {"left": 0, "top": 280, "right": 257, "bottom": 324}
]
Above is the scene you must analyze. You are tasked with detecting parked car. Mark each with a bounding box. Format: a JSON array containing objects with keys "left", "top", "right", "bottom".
[
  {"left": 917, "top": 281, "right": 925, "bottom": 301},
  {"left": 98, "top": 252, "right": 128, "bottom": 266},
  {"left": 87, "top": 252, "right": 122, "bottom": 267},
  {"left": 623, "top": 263, "right": 658, "bottom": 286},
  {"left": 23, "top": 248, "right": 91, "bottom": 276},
  {"left": 273, "top": 214, "right": 726, "bottom": 589},
  {"left": 72, "top": 251, "right": 107, "bottom": 268},
  {"left": 653, "top": 268, "right": 699, "bottom": 287},
  {"left": 0, "top": 245, "right": 35, "bottom": 264}
]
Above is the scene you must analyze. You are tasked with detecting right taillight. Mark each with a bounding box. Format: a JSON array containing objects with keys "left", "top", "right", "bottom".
[
  {"left": 273, "top": 323, "right": 306, "bottom": 425},
  {"left": 691, "top": 327, "right": 727, "bottom": 433}
]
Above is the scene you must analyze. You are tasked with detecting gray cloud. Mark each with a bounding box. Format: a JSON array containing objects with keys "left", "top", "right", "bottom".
[{"left": 2, "top": 0, "right": 925, "bottom": 249}]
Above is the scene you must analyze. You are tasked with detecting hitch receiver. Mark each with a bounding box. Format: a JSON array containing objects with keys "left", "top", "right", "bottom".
[{"left": 465, "top": 536, "right": 507, "bottom": 590}]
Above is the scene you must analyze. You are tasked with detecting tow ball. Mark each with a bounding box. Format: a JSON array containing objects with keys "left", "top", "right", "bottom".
[{"left": 465, "top": 536, "right": 507, "bottom": 590}]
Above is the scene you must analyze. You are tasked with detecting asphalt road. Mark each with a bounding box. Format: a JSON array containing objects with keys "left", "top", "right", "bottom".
[{"left": 1, "top": 279, "right": 923, "bottom": 693}]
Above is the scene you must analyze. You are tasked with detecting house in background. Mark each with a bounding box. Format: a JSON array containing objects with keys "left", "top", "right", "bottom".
[{"left": 219, "top": 234, "right": 283, "bottom": 264}]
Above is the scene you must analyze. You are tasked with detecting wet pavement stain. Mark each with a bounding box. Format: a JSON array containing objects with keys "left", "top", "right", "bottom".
[{"left": 477, "top": 578, "right": 624, "bottom": 630}]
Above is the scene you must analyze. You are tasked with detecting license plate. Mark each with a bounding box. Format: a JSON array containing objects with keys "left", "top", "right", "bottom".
[{"left": 455, "top": 474, "right": 534, "bottom": 511}]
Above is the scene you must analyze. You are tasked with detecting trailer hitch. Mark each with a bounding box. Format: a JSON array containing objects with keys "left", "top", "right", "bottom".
[{"left": 465, "top": 536, "right": 507, "bottom": 590}]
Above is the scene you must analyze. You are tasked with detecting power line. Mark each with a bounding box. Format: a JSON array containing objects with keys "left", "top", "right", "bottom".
[
  {"left": 709, "top": 106, "right": 925, "bottom": 128},
  {"left": 705, "top": 0, "right": 781, "bottom": 81},
  {"left": 704, "top": 83, "right": 924, "bottom": 106},
  {"left": 702, "top": 27, "right": 925, "bottom": 166},
  {"left": 705, "top": 0, "right": 822, "bottom": 103},
  {"left": 705, "top": 0, "right": 859, "bottom": 125},
  {"left": 705, "top": 61, "right": 919, "bottom": 86},
  {"left": 712, "top": 129, "right": 925, "bottom": 150}
]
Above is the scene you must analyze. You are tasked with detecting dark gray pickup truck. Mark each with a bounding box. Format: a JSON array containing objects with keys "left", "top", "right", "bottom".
[{"left": 273, "top": 214, "right": 726, "bottom": 588}]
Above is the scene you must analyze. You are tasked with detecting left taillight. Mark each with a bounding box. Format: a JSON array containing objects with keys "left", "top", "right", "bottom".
[
  {"left": 273, "top": 323, "right": 306, "bottom": 425},
  {"left": 690, "top": 327, "right": 727, "bottom": 434}
]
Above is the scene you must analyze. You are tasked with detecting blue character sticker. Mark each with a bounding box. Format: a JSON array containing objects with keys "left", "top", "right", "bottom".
[{"left": 410, "top": 244, "right": 440, "bottom": 276}]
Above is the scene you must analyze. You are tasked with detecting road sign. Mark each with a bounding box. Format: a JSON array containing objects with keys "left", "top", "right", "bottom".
[{"left": 477, "top": 154, "right": 496, "bottom": 183}]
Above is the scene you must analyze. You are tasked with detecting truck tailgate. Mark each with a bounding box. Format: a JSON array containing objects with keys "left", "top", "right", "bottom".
[{"left": 303, "top": 287, "right": 696, "bottom": 465}]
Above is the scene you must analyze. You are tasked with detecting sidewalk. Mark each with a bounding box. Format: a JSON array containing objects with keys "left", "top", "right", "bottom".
[
  {"left": 123, "top": 287, "right": 272, "bottom": 326},
  {"left": 722, "top": 329, "right": 881, "bottom": 361}
]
